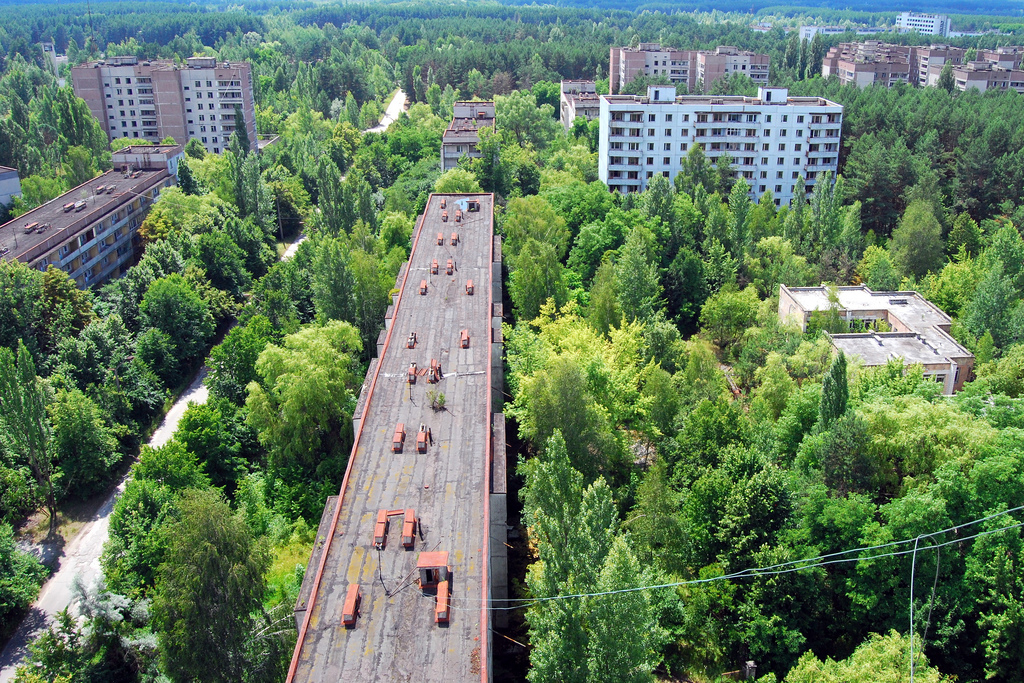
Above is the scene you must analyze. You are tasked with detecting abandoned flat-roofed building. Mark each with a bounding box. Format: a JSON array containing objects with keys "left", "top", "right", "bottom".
[
  {"left": 288, "top": 194, "right": 506, "bottom": 681},
  {"left": 779, "top": 285, "right": 974, "bottom": 394},
  {"left": 441, "top": 102, "right": 495, "bottom": 172},
  {"left": 559, "top": 80, "right": 600, "bottom": 130},
  {"left": 0, "top": 144, "right": 181, "bottom": 288}
]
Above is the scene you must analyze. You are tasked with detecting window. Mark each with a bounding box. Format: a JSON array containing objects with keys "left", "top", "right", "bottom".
[
  {"left": 665, "top": 129, "right": 672, "bottom": 136},
  {"left": 198, "top": 103, "right": 204, "bottom": 110},
  {"left": 797, "top": 115, "right": 804, "bottom": 123},
  {"left": 778, "top": 144, "right": 786, "bottom": 151},
  {"left": 212, "top": 137, "right": 218, "bottom": 143},
  {"left": 208, "top": 92, "right": 213, "bottom": 99},
  {"left": 647, "top": 143, "right": 655, "bottom": 151},
  {"left": 794, "top": 144, "right": 802, "bottom": 151},
  {"left": 766, "top": 115, "right": 772, "bottom": 123},
  {"left": 777, "top": 158, "right": 784, "bottom": 165},
  {"left": 116, "top": 88, "right": 123, "bottom": 95},
  {"left": 207, "top": 80, "right": 212, "bottom": 87},
  {"left": 777, "top": 171, "right": 784, "bottom": 178},
  {"left": 648, "top": 129, "right": 655, "bottom": 136},
  {"left": 780, "top": 129, "right": 787, "bottom": 137},
  {"left": 761, "top": 157, "right": 768, "bottom": 165},
  {"left": 796, "top": 129, "right": 803, "bottom": 137},
  {"left": 127, "top": 89, "right": 132, "bottom": 95},
  {"left": 211, "top": 126, "right": 217, "bottom": 132},
  {"left": 782, "top": 115, "right": 788, "bottom": 122},
  {"left": 775, "top": 184, "right": 782, "bottom": 193},
  {"left": 664, "top": 143, "right": 671, "bottom": 151},
  {"left": 118, "top": 99, "right": 124, "bottom": 106},
  {"left": 196, "top": 92, "right": 203, "bottom": 99},
  {"left": 115, "top": 77, "right": 121, "bottom": 84},
  {"left": 680, "top": 143, "right": 688, "bottom": 151},
  {"left": 649, "top": 114, "right": 656, "bottom": 122},
  {"left": 120, "top": 110, "right": 125, "bottom": 117},
  {"left": 195, "top": 81, "right": 201, "bottom": 87},
  {"left": 202, "top": 136, "right": 208, "bottom": 143},
  {"left": 793, "top": 171, "right": 800, "bottom": 179},
  {"left": 199, "top": 115, "right": 205, "bottom": 121},
  {"left": 663, "top": 157, "right": 670, "bottom": 164},
  {"left": 760, "top": 171, "right": 767, "bottom": 178},
  {"left": 647, "top": 157, "right": 654, "bottom": 165},
  {"left": 665, "top": 114, "right": 673, "bottom": 122},
  {"left": 763, "top": 129, "right": 771, "bottom": 136}
]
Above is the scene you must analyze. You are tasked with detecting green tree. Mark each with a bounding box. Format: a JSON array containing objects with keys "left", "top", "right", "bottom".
[
  {"left": 177, "top": 157, "right": 200, "bottom": 196},
  {"left": 152, "top": 489, "right": 271, "bottom": 683},
  {"left": 245, "top": 321, "right": 362, "bottom": 518},
  {"left": 0, "top": 343, "right": 55, "bottom": 531},
  {"left": 937, "top": 62, "right": 955, "bottom": 93},
  {"left": 890, "top": 200, "right": 944, "bottom": 279},
  {"left": 818, "top": 351, "right": 848, "bottom": 430},
  {"left": 699, "top": 285, "right": 760, "bottom": 351},
  {"left": 496, "top": 90, "right": 560, "bottom": 150},
  {"left": 784, "top": 631, "right": 951, "bottom": 683},
  {"left": 140, "top": 274, "right": 214, "bottom": 364},
  {"left": 509, "top": 238, "right": 568, "bottom": 321},
  {"left": 947, "top": 213, "right": 983, "bottom": 257},
  {"left": 856, "top": 245, "right": 901, "bottom": 291},
  {"left": 615, "top": 228, "right": 662, "bottom": 324},
  {"left": 192, "top": 230, "right": 251, "bottom": 298},
  {"left": 174, "top": 403, "right": 244, "bottom": 491},
  {"left": 184, "top": 138, "right": 206, "bottom": 160},
  {"left": 433, "top": 168, "right": 482, "bottom": 194},
  {"left": 208, "top": 315, "right": 275, "bottom": 405},
  {"left": 48, "top": 388, "right": 118, "bottom": 500},
  {"left": 0, "top": 521, "right": 46, "bottom": 625}
]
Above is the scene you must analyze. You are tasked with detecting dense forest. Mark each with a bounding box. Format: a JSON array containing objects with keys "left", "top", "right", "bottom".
[{"left": 1, "top": 1, "right": 1024, "bottom": 682}]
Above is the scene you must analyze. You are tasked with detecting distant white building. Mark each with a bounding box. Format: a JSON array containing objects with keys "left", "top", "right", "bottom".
[
  {"left": 598, "top": 86, "right": 843, "bottom": 206},
  {"left": 895, "top": 12, "right": 951, "bottom": 37},
  {"left": 798, "top": 25, "right": 886, "bottom": 41}
]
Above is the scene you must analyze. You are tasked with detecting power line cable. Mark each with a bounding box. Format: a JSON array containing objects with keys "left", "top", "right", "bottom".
[{"left": 438, "top": 509, "right": 1024, "bottom": 613}]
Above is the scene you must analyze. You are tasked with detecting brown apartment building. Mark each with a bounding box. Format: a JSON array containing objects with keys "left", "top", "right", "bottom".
[
  {"left": 609, "top": 43, "right": 769, "bottom": 94},
  {"left": 440, "top": 101, "right": 495, "bottom": 172},
  {"left": 72, "top": 56, "right": 257, "bottom": 155}
]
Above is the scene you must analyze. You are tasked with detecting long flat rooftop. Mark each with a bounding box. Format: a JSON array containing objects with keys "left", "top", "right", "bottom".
[
  {"left": 0, "top": 168, "right": 170, "bottom": 264},
  {"left": 288, "top": 194, "right": 499, "bottom": 682}
]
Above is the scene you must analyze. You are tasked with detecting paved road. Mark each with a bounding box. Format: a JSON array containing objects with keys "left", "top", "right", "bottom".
[
  {"left": 0, "top": 368, "right": 209, "bottom": 682},
  {"left": 364, "top": 89, "right": 408, "bottom": 134}
]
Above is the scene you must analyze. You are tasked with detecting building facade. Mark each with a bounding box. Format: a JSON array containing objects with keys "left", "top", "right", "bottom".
[
  {"left": 72, "top": 56, "right": 257, "bottom": 155},
  {"left": 895, "top": 12, "right": 952, "bottom": 36},
  {"left": 598, "top": 86, "right": 843, "bottom": 204},
  {"left": 440, "top": 101, "right": 495, "bottom": 172},
  {"left": 0, "top": 166, "right": 21, "bottom": 208},
  {"left": 822, "top": 42, "right": 913, "bottom": 88},
  {"left": 609, "top": 43, "right": 770, "bottom": 94},
  {"left": 822, "top": 42, "right": 973, "bottom": 88},
  {"left": 927, "top": 60, "right": 1024, "bottom": 93},
  {"left": 0, "top": 144, "right": 182, "bottom": 288},
  {"left": 779, "top": 285, "right": 974, "bottom": 395},
  {"left": 798, "top": 25, "right": 886, "bottom": 41},
  {"left": 559, "top": 80, "right": 600, "bottom": 130}
]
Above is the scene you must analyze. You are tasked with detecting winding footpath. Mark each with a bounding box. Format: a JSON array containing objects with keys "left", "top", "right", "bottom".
[{"left": 0, "top": 90, "right": 407, "bottom": 682}]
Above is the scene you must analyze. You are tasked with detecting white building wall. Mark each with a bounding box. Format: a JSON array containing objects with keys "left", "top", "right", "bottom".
[{"left": 598, "top": 87, "right": 843, "bottom": 206}]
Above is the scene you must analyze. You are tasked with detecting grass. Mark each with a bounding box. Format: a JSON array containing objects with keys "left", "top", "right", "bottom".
[{"left": 265, "top": 532, "right": 314, "bottom": 609}]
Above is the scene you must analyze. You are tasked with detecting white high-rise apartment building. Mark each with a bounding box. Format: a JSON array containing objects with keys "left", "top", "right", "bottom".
[
  {"left": 895, "top": 12, "right": 952, "bottom": 36},
  {"left": 598, "top": 86, "right": 843, "bottom": 206},
  {"left": 72, "top": 56, "right": 257, "bottom": 155}
]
